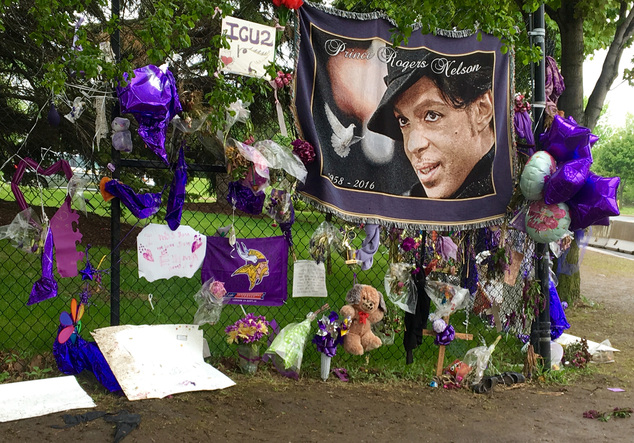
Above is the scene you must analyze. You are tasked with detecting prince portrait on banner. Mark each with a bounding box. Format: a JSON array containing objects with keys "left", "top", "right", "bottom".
[{"left": 294, "top": 3, "right": 514, "bottom": 229}]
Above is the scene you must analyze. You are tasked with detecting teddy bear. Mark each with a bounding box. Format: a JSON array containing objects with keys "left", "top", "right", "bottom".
[{"left": 339, "top": 284, "right": 386, "bottom": 355}]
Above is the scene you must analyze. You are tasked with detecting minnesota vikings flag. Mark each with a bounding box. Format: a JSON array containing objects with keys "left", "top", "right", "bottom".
[
  {"left": 294, "top": 2, "right": 514, "bottom": 229},
  {"left": 201, "top": 236, "right": 288, "bottom": 306}
]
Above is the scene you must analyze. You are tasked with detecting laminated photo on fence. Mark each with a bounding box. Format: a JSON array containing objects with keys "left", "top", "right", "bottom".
[{"left": 294, "top": 3, "right": 514, "bottom": 229}]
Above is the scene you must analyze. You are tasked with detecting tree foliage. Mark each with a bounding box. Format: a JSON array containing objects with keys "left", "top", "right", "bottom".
[{"left": 592, "top": 115, "right": 634, "bottom": 203}]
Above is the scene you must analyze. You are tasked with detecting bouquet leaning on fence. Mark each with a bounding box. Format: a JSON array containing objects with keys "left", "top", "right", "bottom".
[{"left": 225, "top": 313, "right": 270, "bottom": 374}]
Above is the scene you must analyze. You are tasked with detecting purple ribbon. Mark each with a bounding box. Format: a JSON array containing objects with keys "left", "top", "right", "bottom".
[
  {"left": 104, "top": 179, "right": 162, "bottom": 219},
  {"left": 434, "top": 324, "right": 455, "bottom": 346},
  {"left": 165, "top": 146, "right": 187, "bottom": 230}
]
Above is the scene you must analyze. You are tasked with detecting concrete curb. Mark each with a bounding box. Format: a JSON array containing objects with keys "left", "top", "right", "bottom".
[{"left": 588, "top": 218, "right": 634, "bottom": 255}]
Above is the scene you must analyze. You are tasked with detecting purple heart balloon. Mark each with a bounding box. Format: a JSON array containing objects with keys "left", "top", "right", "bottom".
[
  {"left": 543, "top": 158, "right": 591, "bottom": 205},
  {"left": 567, "top": 172, "right": 620, "bottom": 230},
  {"left": 539, "top": 115, "right": 594, "bottom": 163}
]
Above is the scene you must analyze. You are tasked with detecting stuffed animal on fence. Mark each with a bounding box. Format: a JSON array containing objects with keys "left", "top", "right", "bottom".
[{"left": 340, "top": 284, "right": 386, "bottom": 355}]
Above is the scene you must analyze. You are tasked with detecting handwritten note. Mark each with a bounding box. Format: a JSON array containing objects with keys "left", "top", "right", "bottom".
[
  {"left": 292, "top": 260, "right": 327, "bottom": 298},
  {"left": 220, "top": 16, "right": 276, "bottom": 79},
  {"left": 137, "top": 224, "right": 206, "bottom": 282}
]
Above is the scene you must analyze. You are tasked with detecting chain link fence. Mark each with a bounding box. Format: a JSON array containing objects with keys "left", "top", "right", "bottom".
[{"left": 1, "top": 1, "right": 542, "bottom": 378}]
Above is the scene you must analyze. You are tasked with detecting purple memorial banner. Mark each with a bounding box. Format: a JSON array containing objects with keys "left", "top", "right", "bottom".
[
  {"left": 294, "top": 3, "right": 513, "bottom": 229},
  {"left": 201, "top": 236, "right": 288, "bottom": 306}
]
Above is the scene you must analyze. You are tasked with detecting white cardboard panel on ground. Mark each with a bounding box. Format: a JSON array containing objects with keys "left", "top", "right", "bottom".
[
  {"left": 92, "top": 324, "right": 235, "bottom": 401},
  {"left": 556, "top": 333, "right": 620, "bottom": 353},
  {"left": 0, "top": 376, "right": 96, "bottom": 422}
]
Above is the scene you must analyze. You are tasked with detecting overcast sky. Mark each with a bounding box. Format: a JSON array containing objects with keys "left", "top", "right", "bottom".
[{"left": 583, "top": 46, "right": 634, "bottom": 128}]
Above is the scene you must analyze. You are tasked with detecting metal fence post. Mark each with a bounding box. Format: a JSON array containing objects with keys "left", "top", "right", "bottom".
[{"left": 529, "top": 3, "right": 551, "bottom": 367}]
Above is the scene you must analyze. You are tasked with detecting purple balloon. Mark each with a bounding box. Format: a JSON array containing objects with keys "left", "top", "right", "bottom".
[
  {"left": 28, "top": 227, "right": 58, "bottom": 305},
  {"left": 117, "top": 65, "right": 182, "bottom": 164},
  {"left": 567, "top": 172, "right": 620, "bottom": 230},
  {"left": 165, "top": 146, "right": 187, "bottom": 231},
  {"left": 543, "top": 158, "right": 591, "bottom": 205},
  {"left": 539, "top": 115, "right": 594, "bottom": 163}
]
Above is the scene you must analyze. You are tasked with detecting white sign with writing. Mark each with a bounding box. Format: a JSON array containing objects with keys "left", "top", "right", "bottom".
[
  {"left": 220, "top": 16, "right": 276, "bottom": 79},
  {"left": 292, "top": 260, "right": 328, "bottom": 297},
  {"left": 137, "top": 223, "right": 206, "bottom": 282}
]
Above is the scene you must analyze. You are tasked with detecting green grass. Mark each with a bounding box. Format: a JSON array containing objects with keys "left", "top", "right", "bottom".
[{"left": 619, "top": 204, "right": 634, "bottom": 216}]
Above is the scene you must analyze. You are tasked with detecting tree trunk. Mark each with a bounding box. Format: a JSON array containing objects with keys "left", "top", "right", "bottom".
[
  {"left": 555, "top": 236, "right": 580, "bottom": 304},
  {"left": 552, "top": 0, "right": 585, "bottom": 122},
  {"left": 583, "top": 8, "right": 634, "bottom": 130}
]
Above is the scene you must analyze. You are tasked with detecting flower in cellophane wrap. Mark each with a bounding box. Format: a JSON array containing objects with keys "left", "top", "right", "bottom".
[
  {"left": 426, "top": 280, "right": 470, "bottom": 322},
  {"left": 312, "top": 311, "right": 349, "bottom": 381},
  {"left": 193, "top": 278, "right": 227, "bottom": 326},
  {"left": 383, "top": 262, "right": 417, "bottom": 314},
  {"left": 309, "top": 221, "right": 343, "bottom": 264},
  {"left": 264, "top": 310, "right": 322, "bottom": 375}
]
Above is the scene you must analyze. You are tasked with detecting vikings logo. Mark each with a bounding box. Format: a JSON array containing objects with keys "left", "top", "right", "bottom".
[{"left": 231, "top": 242, "right": 270, "bottom": 290}]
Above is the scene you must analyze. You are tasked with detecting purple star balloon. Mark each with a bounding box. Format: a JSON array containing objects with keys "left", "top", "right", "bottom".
[
  {"left": 543, "top": 158, "right": 591, "bottom": 205},
  {"left": 539, "top": 115, "right": 594, "bottom": 163},
  {"left": 567, "top": 172, "right": 620, "bottom": 231}
]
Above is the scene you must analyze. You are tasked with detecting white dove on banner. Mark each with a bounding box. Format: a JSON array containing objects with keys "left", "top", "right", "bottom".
[{"left": 324, "top": 102, "right": 364, "bottom": 158}]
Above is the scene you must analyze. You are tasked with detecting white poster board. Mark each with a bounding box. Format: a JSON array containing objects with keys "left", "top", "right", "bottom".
[
  {"left": 0, "top": 376, "right": 95, "bottom": 422},
  {"left": 137, "top": 224, "right": 206, "bottom": 282},
  {"left": 220, "top": 16, "right": 276, "bottom": 79},
  {"left": 292, "top": 260, "right": 327, "bottom": 297},
  {"left": 92, "top": 324, "right": 235, "bottom": 401}
]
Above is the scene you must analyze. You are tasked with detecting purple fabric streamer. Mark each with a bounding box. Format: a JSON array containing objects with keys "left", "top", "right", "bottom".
[
  {"left": 53, "top": 333, "right": 122, "bottom": 393},
  {"left": 116, "top": 65, "right": 182, "bottom": 164},
  {"left": 28, "top": 227, "right": 58, "bottom": 305},
  {"left": 514, "top": 110, "right": 534, "bottom": 155},
  {"left": 567, "top": 172, "right": 620, "bottom": 231},
  {"left": 545, "top": 56, "right": 565, "bottom": 116},
  {"left": 165, "top": 146, "right": 187, "bottom": 231},
  {"left": 549, "top": 280, "right": 570, "bottom": 340},
  {"left": 226, "top": 180, "right": 265, "bottom": 215},
  {"left": 104, "top": 179, "right": 162, "bottom": 219},
  {"left": 355, "top": 224, "right": 380, "bottom": 271},
  {"left": 434, "top": 324, "right": 455, "bottom": 346}
]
